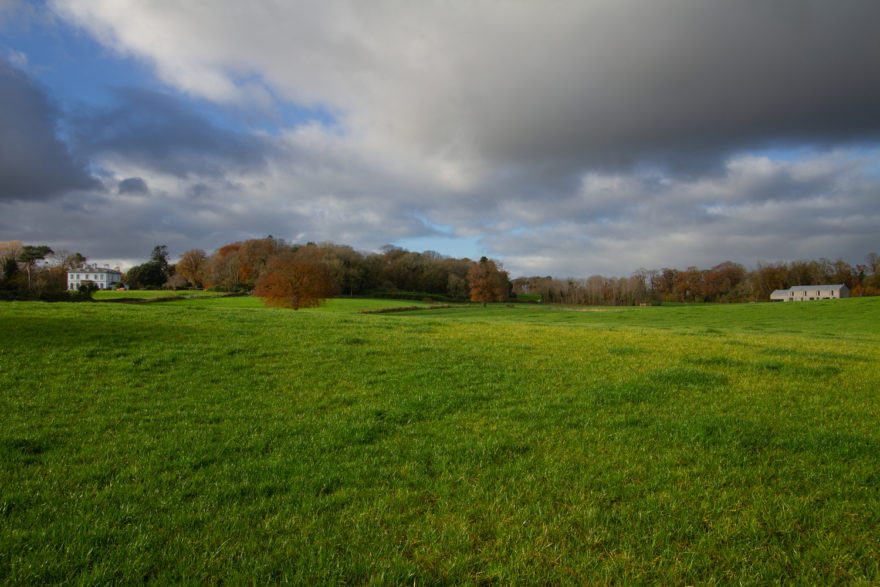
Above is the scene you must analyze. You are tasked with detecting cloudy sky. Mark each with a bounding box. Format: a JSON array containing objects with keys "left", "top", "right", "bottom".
[{"left": 1, "top": 1, "right": 879, "bottom": 276}]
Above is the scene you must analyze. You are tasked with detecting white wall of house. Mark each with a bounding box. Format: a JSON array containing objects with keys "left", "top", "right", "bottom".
[{"left": 67, "top": 269, "right": 122, "bottom": 290}]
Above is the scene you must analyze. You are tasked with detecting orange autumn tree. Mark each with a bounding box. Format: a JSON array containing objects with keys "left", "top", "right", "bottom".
[
  {"left": 254, "top": 251, "right": 335, "bottom": 309},
  {"left": 238, "top": 237, "right": 286, "bottom": 289},
  {"left": 176, "top": 248, "right": 207, "bottom": 288},
  {"left": 467, "top": 256, "right": 510, "bottom": 306},
  {"left": 203, "top": 242, "right": 243, "bottom": 290}
]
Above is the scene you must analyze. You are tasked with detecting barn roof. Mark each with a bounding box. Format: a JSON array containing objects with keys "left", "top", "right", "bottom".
[{"left": 787, "top": 284, "right": 846, "bottom": 292}]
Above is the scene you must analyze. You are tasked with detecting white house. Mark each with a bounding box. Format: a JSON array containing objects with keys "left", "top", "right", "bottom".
[
  {"left": 67, "top": 266, "right": 123, "bottom": 290},
  {"left": 770, "top": 284, "right": 849, "bottom": 302}
]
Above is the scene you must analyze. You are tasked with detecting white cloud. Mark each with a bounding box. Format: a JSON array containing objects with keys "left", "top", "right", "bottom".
[
  {"left": 4, "top": 48, "right": 26, "bottom": 68},
  {"left": 486, "top": 151, "right": 880, "bottom": 276}
]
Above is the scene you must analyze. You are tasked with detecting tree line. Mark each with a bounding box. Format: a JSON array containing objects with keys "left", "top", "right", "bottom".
[
  {"left": 123, "top": 240, "right": 880, "bottom": 305},
  {"left": 3, "top": 237, "right": 878, "bottom": 306},
  {"left": 513, "top": 255, "right": 880, "bottom": 305}
]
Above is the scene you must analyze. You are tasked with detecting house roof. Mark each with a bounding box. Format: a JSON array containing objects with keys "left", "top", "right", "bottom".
[
  {"left": 68, "top": 267, "right": 121, "bottom": 275},
  {"left": 787, "top": 284, "right": 846, "bottom": 292}
]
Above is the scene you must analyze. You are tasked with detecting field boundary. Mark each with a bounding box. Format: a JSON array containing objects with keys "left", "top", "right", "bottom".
[
  {"left": 97, "top": 292, "right": 247, "bottom": 304},
  {"left": 360, "top": 304, "right": 453, "bottom": 314}
]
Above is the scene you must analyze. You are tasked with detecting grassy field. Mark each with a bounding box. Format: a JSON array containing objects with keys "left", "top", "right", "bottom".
[{"left": 1, "top": 296, "right": 878, "bottom": 583}]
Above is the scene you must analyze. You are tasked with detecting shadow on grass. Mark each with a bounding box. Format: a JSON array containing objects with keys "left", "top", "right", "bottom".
[{"left": 593, "top": 368, "right": 728, "bottom": 406}]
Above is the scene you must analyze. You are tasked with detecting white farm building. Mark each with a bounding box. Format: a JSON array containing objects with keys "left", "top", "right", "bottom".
[
  {"left": 770, "top": 284, "right": 849, "bottom": 302},
  {"left": 67, "top": 267, "right": 123, "bottom": 290}
]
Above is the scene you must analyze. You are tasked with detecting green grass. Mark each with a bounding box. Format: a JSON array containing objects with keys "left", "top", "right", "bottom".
[{"left": 1, "top": 297, "right": 878, "bottom": 583}]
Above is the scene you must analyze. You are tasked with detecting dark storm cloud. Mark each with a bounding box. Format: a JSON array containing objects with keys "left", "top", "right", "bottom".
[
  {"left": 0, "top": 57, "right": 98, "bottom": 200},
  {"left": 71, "top": 87, "right": 276, "bottom": 179},
  {"left": 118, "top": 176, "right": 149, "bottom": 195},
  {"left": 458, "top": 2, "right": 880, "bottom": 176}
]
